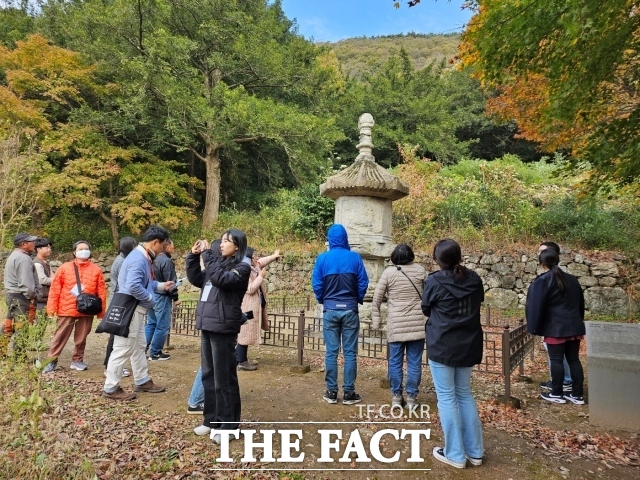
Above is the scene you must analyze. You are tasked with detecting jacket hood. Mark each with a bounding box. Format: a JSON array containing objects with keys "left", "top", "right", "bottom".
[
  {"left": 328, "top": 224, "right": 350, "bottom": 250},
  {"left": 432, "top": 269, "right": 482, "bottom": 299}
]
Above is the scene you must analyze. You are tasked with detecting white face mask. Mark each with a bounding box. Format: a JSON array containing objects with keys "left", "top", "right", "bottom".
[{"left": 76, "top": 250, "right": 91, "bottom": 259}]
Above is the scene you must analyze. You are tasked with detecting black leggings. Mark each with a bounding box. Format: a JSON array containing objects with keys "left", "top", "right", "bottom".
[{"left": 547, "top": 340, "right": 584, "bottom": 396}]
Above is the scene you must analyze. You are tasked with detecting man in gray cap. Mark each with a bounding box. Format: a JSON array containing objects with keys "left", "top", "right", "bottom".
[{"left": 2, "top": 233, "right": 40, "bottom": 355}]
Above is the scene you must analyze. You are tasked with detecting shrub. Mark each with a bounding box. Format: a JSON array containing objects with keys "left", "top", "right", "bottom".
[{"left": 290, "top": 184, "right": 335, "bottom": 241}]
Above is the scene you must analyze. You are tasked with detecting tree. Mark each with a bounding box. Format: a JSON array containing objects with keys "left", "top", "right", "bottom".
[
  {"left": 460, "top": 1, "right": 640, "bottom": 191},
  {"left": 39, "top": 0, "right": 344, "bottom": 227},
  {"left": 0, "top": 131, "right": 51, "bottom": 251},
  {"left": 332, "top": 48, "right": 485, "bottom": 167},
  {"left": 41, "top": 125, "right": 201, "bottom": 246},
  {"left": 0, "top": 34, "right": 201, "bottom": 244}
]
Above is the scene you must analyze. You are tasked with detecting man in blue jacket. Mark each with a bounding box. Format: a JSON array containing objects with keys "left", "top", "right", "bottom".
[
  {"left": 312, "top": 224, "right": 368, "bottom": 405},
  {"left": 103, "top": 225, "right": 175, "bottom": 401}
]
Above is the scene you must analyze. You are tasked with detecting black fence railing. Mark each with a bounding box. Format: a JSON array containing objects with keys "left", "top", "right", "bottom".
[{"left": 170, "top": 300, "right": 537, "bottom": 398}]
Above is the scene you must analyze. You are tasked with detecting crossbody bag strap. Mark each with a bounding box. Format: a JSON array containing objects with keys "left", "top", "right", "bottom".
[
  {"left": 73, "top": 263, "right": 83, "bottom": 293},
  {"left": 397, "top": 267, "right": 422, "bottom": 300}
]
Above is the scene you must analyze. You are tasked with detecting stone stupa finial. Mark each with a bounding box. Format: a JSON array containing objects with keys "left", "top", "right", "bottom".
[{"left": 356, "top": 113, "right": 375, "bottom": 158}]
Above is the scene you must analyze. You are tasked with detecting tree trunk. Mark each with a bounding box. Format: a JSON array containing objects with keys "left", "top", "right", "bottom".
[
  {"left": 202, "top": 145, "right": 221, "bottom": 229},
  {"left": 99, "top": 211, "right": 120, "bottom": 249}
]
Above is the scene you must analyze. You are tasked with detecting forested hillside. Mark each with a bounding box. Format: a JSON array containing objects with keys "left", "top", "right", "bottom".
[{"left": 328, "top": 33, "right": 460, "bottom": 78}]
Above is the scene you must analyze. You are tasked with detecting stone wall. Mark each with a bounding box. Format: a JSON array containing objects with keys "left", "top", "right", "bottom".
[{"left": 2, "top": 248, "right": 638, "bottom": 316}]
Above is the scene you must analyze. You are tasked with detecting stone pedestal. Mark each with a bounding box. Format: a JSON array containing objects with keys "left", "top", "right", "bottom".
[{"left": 586, "top": 321, "right": 640, "bottom": 431}]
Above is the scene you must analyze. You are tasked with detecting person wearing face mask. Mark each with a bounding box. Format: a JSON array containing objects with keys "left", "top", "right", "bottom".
[
  {"left": 43, "top": 240, "right": 107, "bottom": 373},
  {"left": 102, "top": 225, "right": 175, "bottom": 401}
]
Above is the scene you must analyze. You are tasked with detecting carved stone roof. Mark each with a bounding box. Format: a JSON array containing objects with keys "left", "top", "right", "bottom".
[{"left": 320, "top": 153, "right": 410, "bottom": 201}]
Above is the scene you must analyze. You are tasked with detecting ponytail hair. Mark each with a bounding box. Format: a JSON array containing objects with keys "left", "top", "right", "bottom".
[
  {"left": 433, "top": 238, "right": 469, "bottom": 280},
  {"left": 539, "top": 248, "right": 567, "bottom": 293}
]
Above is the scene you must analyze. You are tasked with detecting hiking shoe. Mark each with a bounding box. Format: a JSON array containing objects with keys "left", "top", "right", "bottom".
[
  {"left": 149, "top": 352, "right": 171, "bottom": 361},
  {"left": 323, "top": 390, "right": 338, "bottom": 404},
  {"left": 391, "top": 394, "right": 404, "bottom": 408},
  {"left": 102, "top": 387, "right": 136, "bottom": 401},
  {"left": 188, "top": 403, "right": 204, "bottom": 415},
  {"left": 405, "top": 395, "right": 418, "bottom": 409},
  {"left": 134, "top": 379, "right": 166, "bottom": 393},
  {"left": 540, "top": 392, "right": 566, "bottom": 404},
  {"left": 237, "top": 361, "right": 257, "bottom": 371},
  {"left": 565, "top": 394, "right": 585, "bottom": 405},
  {"left": 466, "top": 455, "right": 483, "bottom": 466},
  {"left": 194, "top": 424, "right": 211, "bottom": 436},
  {"left": 540, "top": 380, "right": 572, "bottom": 392},
  {"left": 70, "top": 361, "right": 88, "bottom": 371},
  {"left": 433, "top": 447, "right": 466, "bottom": 469},
  {"left": 43, "top": 361, "right": 57, "bottom": 374},
  {"left": 343, "top": 392, "right": 362, "bottom": 405}
]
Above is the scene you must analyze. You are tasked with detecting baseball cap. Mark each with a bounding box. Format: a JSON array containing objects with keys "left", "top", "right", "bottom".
[
  {"left": 13, "top": 233, "right": 38, "bottom": 246},
  {"left": 35, "top": 237, "right": 53, "bottom": 249}
]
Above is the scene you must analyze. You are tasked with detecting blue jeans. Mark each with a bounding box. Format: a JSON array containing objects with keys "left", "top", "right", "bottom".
[
  {"left": 389, "top": 339, "right": 425, "bottom": 397},
  {"left": 145, "top": 294, "right": 172, "bottom": 356},
  {"left": 429, "top": 360, "right": 484, "bottom": 464},
  {"left": 544, "top": 342, "right": 572, "bottom": 384},
  {"left": 323, "top": 310, "right": 359, "bottom": 393},
  {"left": 188, "top": 367, "right": 204, "bottom": 407}
]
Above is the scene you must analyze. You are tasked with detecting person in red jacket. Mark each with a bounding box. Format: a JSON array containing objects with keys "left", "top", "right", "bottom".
[{"left": 43, "top": 240, "right": 107, "bottom": 373}]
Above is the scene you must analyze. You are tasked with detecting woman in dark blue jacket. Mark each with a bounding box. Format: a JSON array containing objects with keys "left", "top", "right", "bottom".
[
  {"left": 421, "top": 239, "right": 484, "bottom": 469},
  {"left": 526, "top": 248, "right": 585, "bottom": 405},
  {"left": 187, "top": 230, "right": 250, "bottom": 443}
]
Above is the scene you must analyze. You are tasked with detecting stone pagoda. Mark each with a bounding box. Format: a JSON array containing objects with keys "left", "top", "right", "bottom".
[{"left": 320, "top": 113, "right": 409, "bottom": 316}]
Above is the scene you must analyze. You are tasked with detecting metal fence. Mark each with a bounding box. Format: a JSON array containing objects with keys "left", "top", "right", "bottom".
[{"left": 170, "top": 300, "right": 538, "bottom": 398}]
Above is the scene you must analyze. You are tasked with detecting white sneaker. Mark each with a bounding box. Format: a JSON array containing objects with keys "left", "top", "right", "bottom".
[
  {"left": 122, "top": 368, "right": 131, "bottom": 377},
  {"left": 466, "top": 454, "right": 483, "bottom": 466},
  {"left": 194, "top": 425, "right": 211, "bottom": 436},
  {"left": 391, "top": 395, "right": 404, "bottom": 408},
  {"left": 70, "top": 361, "right": 88, "bottom": 371}
]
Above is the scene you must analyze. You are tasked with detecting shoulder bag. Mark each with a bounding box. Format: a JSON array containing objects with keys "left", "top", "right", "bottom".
[
  {"left": 95, "top": 292, "right": 139, "bottom": 337},
  {"left": 73, "top": 264, "right": 103, "bottom": 315}
]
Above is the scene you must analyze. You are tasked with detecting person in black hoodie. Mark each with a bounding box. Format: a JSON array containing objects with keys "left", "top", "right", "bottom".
[
  {"left": 526, "top": 248, "right": 585, "bottom": 405},
  {"left": 186, "top": 230, "right": 250, "bottom": 444},
  {"left": 421, "top": 239, "right": 484, "bottom": 469}
]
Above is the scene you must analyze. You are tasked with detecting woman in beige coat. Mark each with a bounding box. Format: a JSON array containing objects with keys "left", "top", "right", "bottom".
[
  {"left": 372, "top": 244, "right": 428, "bottom": 408},
  {"left": 236, "top": 247, "right": 281, "bottom": 370}
]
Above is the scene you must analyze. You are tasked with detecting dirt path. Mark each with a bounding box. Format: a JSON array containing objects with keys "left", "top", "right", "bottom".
[{"left": 47, "top": 324, "right": 639, "bottom": 480}]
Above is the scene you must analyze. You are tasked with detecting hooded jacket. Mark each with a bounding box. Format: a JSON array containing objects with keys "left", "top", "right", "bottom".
[
  {"left": 187, "top": 249, "right": 251, "bottom": 335},
  {"left": 525, "top": 269, "right": 585, "bottom": 338},
  {"left": 421, "top": 268, "right": 484, "bottom": 367},
  {"left": 311, "top": 224, "right": 369, "bottom": 312}
]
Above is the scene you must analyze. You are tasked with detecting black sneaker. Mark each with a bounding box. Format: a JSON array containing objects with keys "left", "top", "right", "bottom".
[
  {"left": 187, "top": 403, "right": 204, "bottom": 414},
  {"left": 323, "top": 390, "right": 338, "bottom": 404},
  {"left": 343, "top": 392, "right": 362, "bottom": 405},
  {"left": 540, "top": 380, "right": 572, "bottom": 392},
  {"left": 565, "top": 394, "right": 585, "bottom": 405},
  {"left": 540, "top": 392, "right": 567, "bottom": 404},
  {"left": 149, "top": 352, "right": 171, "bottom": 361}
]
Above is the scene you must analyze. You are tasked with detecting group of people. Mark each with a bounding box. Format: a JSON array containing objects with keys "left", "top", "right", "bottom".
[
  {"left": 312, "top": 225, "right": 585, "bottom": 469},
  {"left": 2, "top": 223, "right": 587, "bottom": 469}
]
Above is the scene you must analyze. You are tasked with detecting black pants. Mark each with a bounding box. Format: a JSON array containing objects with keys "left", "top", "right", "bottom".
[
  {"left": 236, "top": 343, "right": 248, "bottom": 363},
  {"left": 547, "top": 340, "right": 584, "bottom": 396},
  {"left": 104, "top": 334, "right": 115, "bottom": 367},
  {"left": 201, "top": 331, "right": 241, "bottom": 430}
]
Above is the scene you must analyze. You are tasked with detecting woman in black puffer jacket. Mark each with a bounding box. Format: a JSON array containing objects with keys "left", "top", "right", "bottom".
[
  {"left": 186, "top": 229, "right": 250, "bottom": 442},
  {"left": 526, "top": 248, "right": 585, "bottom": 405}
]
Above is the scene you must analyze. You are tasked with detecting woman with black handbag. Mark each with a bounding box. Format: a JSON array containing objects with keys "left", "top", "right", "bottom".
[{"left": 43, "top": 241, "right": 107, "bottom": 373}]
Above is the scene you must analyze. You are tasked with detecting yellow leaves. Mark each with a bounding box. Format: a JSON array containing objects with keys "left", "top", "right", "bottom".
[{"left": 0, "top": 34, "right": 98, "bottom": 132}]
